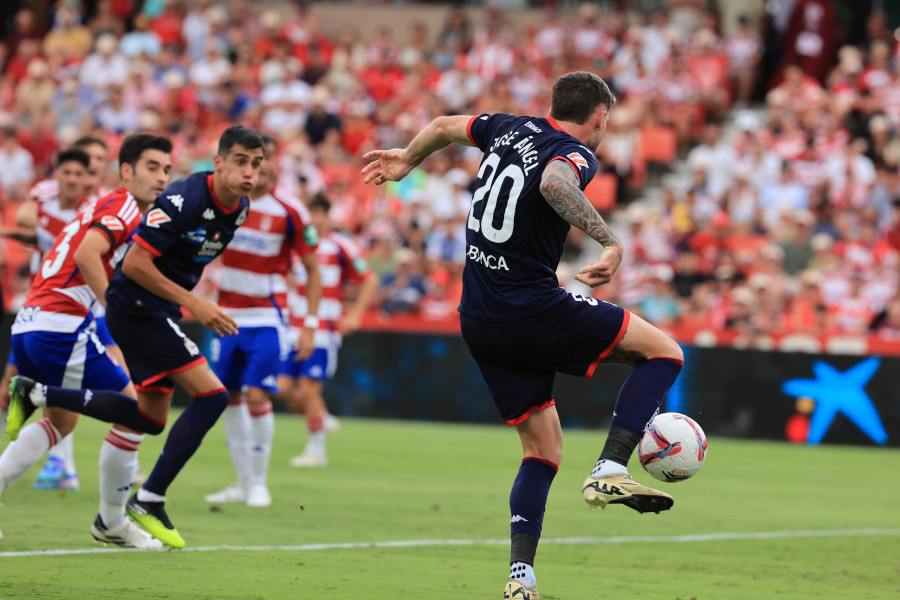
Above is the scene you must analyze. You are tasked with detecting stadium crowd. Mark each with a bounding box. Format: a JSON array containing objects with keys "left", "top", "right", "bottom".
[{"left": 0, "top": 0, "right": 899, "bottom": 343}]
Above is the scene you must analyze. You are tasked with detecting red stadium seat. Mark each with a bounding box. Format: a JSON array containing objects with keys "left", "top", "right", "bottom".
[
  {"left": 637, "top": 126, "right": 677, "bottom": 164},
  {"left": 583, "top": 173, "right": 617, "bottom": 212}
]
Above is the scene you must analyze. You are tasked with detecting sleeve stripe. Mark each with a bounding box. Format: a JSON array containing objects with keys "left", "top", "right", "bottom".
[
  {"left": 466, "top": 115, "right": 478, "bottom": 147},
  {"left": 549, "top": 156, "right": 582, "bottom": 185},
  {"left": 89, "top": 223, "right": 116, "bottom": 247},
  {"left": 133, "top": 234, "right": 162, "bottom": 257}
]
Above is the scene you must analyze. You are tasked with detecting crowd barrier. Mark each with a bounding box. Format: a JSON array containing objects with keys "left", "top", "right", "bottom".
[{"left": 1, "top": 314, "right": 895, "bottom": 447}]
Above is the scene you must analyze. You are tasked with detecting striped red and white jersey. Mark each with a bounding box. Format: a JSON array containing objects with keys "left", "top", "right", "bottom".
[
  {"left": 29, "top": 178, "right": 91, "bottom": 257},
  {"left": 290, "top": 230, "right": 370, "bottom": 346},
  {"left": 12, "top": 189, "right": 142, "bottom": 334},
  {"left": 217, "top": 186, "right": 318, "bottom": 327}
]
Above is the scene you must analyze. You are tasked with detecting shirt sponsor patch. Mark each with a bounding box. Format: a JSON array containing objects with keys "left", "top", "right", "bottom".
[{"left": 146, "top": 208, "right": 171, "bottom": 228}]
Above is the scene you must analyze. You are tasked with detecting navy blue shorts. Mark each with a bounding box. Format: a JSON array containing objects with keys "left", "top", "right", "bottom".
[
  {"left": 105, "top": 308, "right": 207, "bottom": 394},
  {"left": 460, "top": 293, "right": 629, "bottom": 426}
]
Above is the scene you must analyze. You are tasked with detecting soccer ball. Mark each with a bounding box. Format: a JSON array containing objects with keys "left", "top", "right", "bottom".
[{"left": 637, "top": 412, "right": 707, "bottom": 482}]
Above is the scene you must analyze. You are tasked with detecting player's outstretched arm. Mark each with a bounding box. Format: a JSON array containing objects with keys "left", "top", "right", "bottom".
[
  {"left": 539, "top": 160, "right": 624, "bottom": 287},
  {"left": 122, "top": 243, "right": 238, "bottom": 337},
  {"left": 361, "top": 115, "right": 474, "bottom": 185}
]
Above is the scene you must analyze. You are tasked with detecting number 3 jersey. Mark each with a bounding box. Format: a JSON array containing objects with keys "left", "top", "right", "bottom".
[
  {"left": 460, "top": 114, "right": 600, "bottom": 322},
  {"left": 12, "top": 189, "right": 143, "bottom": 334}
]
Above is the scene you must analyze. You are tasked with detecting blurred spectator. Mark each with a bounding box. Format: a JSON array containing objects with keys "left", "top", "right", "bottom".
[
  {"left": 120, "top": 13, "right": 162, "bottom": 59},
  {"left": 726, "top": 15, "right": 762, "bottom": 107},
  {"left": 379, "top": 247, "right": 426, "bottom": 316},
  {"left": 0, "top": 126, "right": 34, "bottom": 200},
  {"left": 80, "top": 34, "right": 131, "bottom": 94},
  {"left": 42, "top": 5, "right": 93, "bottom": 63},
  {"left": 89, "top": 0, "right": 126, "bottom": 41},
  {"left": 93, "top": 85, "right": 139, "bottom": 134},
  {"left": 758, "top": 163, "right": 809, "bottom": 231}
]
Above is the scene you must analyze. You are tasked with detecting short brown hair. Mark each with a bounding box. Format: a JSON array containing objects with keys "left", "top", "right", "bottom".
[{"left": 549, "top": 71, "right": 616, "bottom": 125}]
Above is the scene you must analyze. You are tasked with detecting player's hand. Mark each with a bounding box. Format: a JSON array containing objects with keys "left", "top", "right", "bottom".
[
  {"left": 361, "top": 149, "right": 414, "bottom": 185},
  {"left": 339, "top": 312, "right": 362, "bottom": 336},
  {"left": 189, "top": 299, "right": 238, "bottom": 337},
  {"left": 575, "top": 246, "right": 623, "bottom": 288},
  {"left": 293, "top": 328, "right": 315, "bottom": 361}
]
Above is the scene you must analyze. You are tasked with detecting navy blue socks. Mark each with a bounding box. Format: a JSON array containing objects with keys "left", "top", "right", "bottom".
[
  {"left": 600, "top": 357, "right": 683, "bottom": 467},
  {"left": 44, "top": 386, "right": 165, "bottom": 434},
  {"left": 142, "top": 388, "right": 229, "bottom": 497},
  {"left": 509, "top": 456, "right": 558, "bottom": 564}
]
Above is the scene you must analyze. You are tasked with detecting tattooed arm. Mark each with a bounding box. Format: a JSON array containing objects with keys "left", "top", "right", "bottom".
[{"left": 539, "top": 160, "right": 624, "bottom": 287}]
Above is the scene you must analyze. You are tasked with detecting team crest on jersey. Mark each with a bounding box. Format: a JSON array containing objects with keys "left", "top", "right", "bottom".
[
  {"left": 235, "top": 206, "right": 248, "bottom": 226},
  {"left": 146, "top": 208, "right": 171, "bottom": 228},
  {"left": 202, "top": 208, "right": 215, "bottom": 220},
  {"left": 100, "top": 215, "right": 124, "bottom": 231},
  {"left": 567, "top": 152, "right": 589, "bottom": 169}
]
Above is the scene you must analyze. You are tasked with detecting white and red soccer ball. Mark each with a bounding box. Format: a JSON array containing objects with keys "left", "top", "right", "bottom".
[{"left": 638, "top": 412, "right": 707, "bottom": 482}]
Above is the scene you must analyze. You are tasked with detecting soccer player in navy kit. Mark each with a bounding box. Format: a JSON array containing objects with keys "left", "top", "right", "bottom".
[
  {"left": 362, "top": 72, "right": 684, "bottom": 599},
  {"left": 8, "top": 125, "right": 266, "bottom": 549}
]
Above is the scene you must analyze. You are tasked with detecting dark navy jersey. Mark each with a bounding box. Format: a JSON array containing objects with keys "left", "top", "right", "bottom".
[
  {"left": 107, "top": 171, "right": 250, "bottom": 318},
  {"left": 459, "top": 113, "right": 600, "bottom": 321}
]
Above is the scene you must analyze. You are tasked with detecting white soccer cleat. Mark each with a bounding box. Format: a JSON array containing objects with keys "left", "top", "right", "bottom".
[
  {"left": 289, "top": 452, "right": 327, "bottom": 468},
  {"left": 323, "top": 414, "right": 341, "bottom": 434},
  {"left": 204, "top": 483, "right": 247, "bottom": 504},
  {"left": 91, "top": 514, "right": 164, "bottom": 549},
  {"left": 246, "top": 484, "right": 272, "bottom": 508}
]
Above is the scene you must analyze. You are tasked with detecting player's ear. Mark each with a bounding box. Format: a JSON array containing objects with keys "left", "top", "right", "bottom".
[{"left": 213, "top": 153, "right": 223, "bottom": 172}]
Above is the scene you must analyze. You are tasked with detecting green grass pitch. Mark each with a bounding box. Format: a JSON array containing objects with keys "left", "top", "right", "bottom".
[{"left": 0, "top": 413, "right": 898, "bottom": 599}]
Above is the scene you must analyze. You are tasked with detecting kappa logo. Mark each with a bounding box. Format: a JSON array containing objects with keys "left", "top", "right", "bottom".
[
  {"left": 83, "top": 390, "right": 93, "bottom": 407},
  {"left": 168, "top": 194, "right": 185, "bottom": 212},
  {"left": 202, "top": 208, "right": 215, "bottom": 220},
  {"left": 567, "top": 152, "right": 589, "bottom": 169},
  {"left": 510, "top": 515, "right": 529, "bottom": 524},
  {"left": 146, "top": 208, "right": 171, "bottom": 228},
  {"left": 100, "top": 215, "right": 124, "bottom": 231}
]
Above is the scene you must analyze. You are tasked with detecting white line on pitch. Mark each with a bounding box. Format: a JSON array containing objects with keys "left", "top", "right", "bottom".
[{"left": 1, "top": 528, "right": 898, "bottom": 558}]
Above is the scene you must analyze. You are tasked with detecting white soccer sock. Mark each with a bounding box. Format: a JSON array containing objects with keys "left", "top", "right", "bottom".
[
  {"left": 509, "top": 562, "right": 537, "bottom": 587},
  {"left": 137, "top": 487, "right": 165, "bottom": 503},
  {"left": 0, "top": 418, "right": 59, "bottom": 491},
  {"left": 99, "top": 428, "right": 143, "bottom": 529},
  {"left": 49, "top": 432, "right": 77, "bottom": 476},
  {"left": 248, "top": 402, "right": 274, "bottom": 487},
  {"left": 304, "top": 431, "right": 327, "bottom": 457},
  {"left": 222, "top": 402, "right": 252, "bottom": 489},
  {"left": 591, "top": 458, "right": 628, "bottom": 478}
]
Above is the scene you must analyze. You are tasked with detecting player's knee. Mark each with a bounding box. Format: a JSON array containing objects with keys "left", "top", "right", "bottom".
[
  {"left": 145, "top": 421, "right": 165, "bottom": 435},
  {"left": 194, "top": 388, "right": 230, "bottom": 413}
]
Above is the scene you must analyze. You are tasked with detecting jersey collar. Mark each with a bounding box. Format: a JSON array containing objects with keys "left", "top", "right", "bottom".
[
  {"left": 545, "top": 116, "right": 566, "bottom": 132},
  {"left": 207, "top": 173, "right": 242, "bottom": 214}
]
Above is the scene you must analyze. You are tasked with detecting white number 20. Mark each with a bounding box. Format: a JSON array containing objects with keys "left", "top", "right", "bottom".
[{"left": 467, "top": 153, "right": 524, "bottom": 244}]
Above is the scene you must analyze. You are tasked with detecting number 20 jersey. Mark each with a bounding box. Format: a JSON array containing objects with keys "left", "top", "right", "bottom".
[
  {"left": 460, "top": 114, "right": 599, "bottom": 322},
  {"left": 12, "top": 189, "right": 143, "bottom": 334}
]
